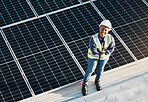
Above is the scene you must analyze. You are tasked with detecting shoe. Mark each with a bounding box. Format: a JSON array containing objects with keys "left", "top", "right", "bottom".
[
  {"left": 95, "top": 80, "right": 102, "bottom": 91},
  {"left": 82, "top": 84, "right": 87, "bottom": 96}
]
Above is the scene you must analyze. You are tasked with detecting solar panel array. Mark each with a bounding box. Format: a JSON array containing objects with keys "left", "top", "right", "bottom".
[
  {"left": 29, "top": 0, "right": 80, "bottom": 15},
  {"left": 49, "top": 3, "right": 135, "bottom": 71},
  {"left": 94, "top": 0, "right": 148, "bottom": 59},
  {"left": 0, "top": 0, "right": 148, "bottom": 102},
  {"left": 0, "top": 33, "right": 32, "bottom": 101}
]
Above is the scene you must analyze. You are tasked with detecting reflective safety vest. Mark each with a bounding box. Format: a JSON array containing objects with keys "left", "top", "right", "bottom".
[{"left": 88, "top": 33, "right": 112, "bottom": 60}]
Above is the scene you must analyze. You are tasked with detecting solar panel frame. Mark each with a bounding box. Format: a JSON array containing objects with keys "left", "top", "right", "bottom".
[{"left": 142, "top": 0, "right": 148, "bottom": 7}]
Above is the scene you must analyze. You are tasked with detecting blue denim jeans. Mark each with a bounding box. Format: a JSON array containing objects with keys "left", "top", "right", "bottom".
[{"left": 83, "top": 58, "right": 109, "bottom": 85}]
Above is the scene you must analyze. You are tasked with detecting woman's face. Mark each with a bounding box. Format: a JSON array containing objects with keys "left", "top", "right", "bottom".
[{"left": 99, "top": 25, "right": 110, "bottom": 38}]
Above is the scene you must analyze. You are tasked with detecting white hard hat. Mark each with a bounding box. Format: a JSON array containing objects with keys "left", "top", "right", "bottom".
[{"left": 99, "top": 20, "right": 112, "bottom": 30}]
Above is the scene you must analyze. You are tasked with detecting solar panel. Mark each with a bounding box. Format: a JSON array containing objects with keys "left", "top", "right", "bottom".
[
  {"left": 2, "top": 16, "right": 83, "bottom": 95},
  {"left": 94, "top": 0, "right": 148, "bottom": 27},
  {"left": 115, "top": 18, "right": 148, "bottom": 59},
  {"left": 94, "top": 0, "right": 148, "bottom": 60},
  {"left": 29, "top": 0, "right": 80, "bottom": 15},
  {"left": 0, "top": 34, "right": 32, "bottom": 102},
  {"left": 0, "top": 0, "right": 35, "bottom": 27},
  {"left": 0, "top": 0, "right": 148, "bottom": 102},
  {"left": 0, "top": 34, "right": 13, "bottom": 64}
]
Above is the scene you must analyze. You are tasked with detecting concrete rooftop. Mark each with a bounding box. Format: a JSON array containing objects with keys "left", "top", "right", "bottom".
[{"left": 21, "top": 57, "right": 148, "bottom": 102}]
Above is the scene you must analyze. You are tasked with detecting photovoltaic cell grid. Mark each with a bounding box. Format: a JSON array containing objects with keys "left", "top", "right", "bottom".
[
  {"left": 95, "top": 0, "right": 148, "bottom": 27},
  {"left": 29, "top": 0, "right": 80, "bottom": 15},
  {"left": 0, "top": 0, "right": 35, "bottom": 27},
  {"left": 94, "top": 0, "right": 148, "bottom": 59},
  {"left": 81, "top": 0, "right": 90, "bottom": 2},
  {"left": 0, "top": 34, "right": 13, "bottom": 64},
  {"left": 0, "top": 0, "right": 148, "bottom": 102},
  {"left": 106, "top": 31, "right": 134, "bottom": 71},
  {"left": 50, "top": 3, "right": 134, "bottom": 71},
  {"left": 0, "top": 34, "right": 32, "bottom": 102},
  {"left": 0, "top": 62, "right": 32, "bottom": 102},
  {"left": 115, "top": 18, "right": 148, "bottom": 60},
  {"left": 2, "top": 16, "right": 83, "bottom": 95}
]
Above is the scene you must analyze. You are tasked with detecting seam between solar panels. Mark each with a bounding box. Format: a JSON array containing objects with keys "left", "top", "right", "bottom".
[
  {"left": 116, "top": 0, "right": 148, "bottom": 56},
  {"left": 0, "top": 60, "right": 15, "bottom": 66},
  {"left": 114, "top": 17, "right": 148, "bottom": 29},
  {"left": 78, "top": 0, "right": 83, "bottom": 4},
  {"left": 0, "top": 0, "right": 96, "bottom": 29},
  {"left": 0, "top": 92, "right": 5, "bottom": 101},
  {"left": 46, "top": 15, "right": 85, "bottom": 76},
  {"left": 90, "top": 1, "right": 138, "bottom": 61},
  {"left": 26, "top": 0, "right": 39, "bottom": 17},
  {"left": 142, "top": 0, "right": 148, "bottom": 6},
  {"left": 0, "top": 29, "right": 35, "bottom": 97},
  {"left": 59, "top": 7, "right": 89, "bottom": 62},
  {"left": 14, "top": 36, "right": 89, "bottom": 63},
  {"left": 108, "top": 0, "right": 147, "bottom": 58}
]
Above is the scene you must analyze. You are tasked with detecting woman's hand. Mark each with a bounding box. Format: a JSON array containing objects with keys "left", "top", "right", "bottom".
[{"left": 98, "top": 49, "right": 106, "bottom": 53}]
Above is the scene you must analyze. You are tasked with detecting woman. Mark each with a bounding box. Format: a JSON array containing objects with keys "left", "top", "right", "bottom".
[{"left": 82, "top": 20, "right": 115, "bottom": 96}]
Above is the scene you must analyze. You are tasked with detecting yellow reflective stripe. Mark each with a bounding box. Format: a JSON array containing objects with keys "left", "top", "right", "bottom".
[
  {"left": 109, "top": 35, "right": 112, "bottom": 44},
  {"left": 88, "top": 34, "right": 112, "bottom": 60},
  {"left": 104, "top": 36, "right": 107, "bottom": 49},
  {"left": 88, "top": 48, "right": 107, "bottom": 60},
  {"left": 88, "top": 48, "right": 99, "bottom": 59},
  {"left": 104, "top": 34, "right": 112, "bottom": 50},
  {"left": 96, "top": 33, "right": 102, "bottom": 50},
  {"left": 92, "top": 33, "right": 102, "bottom": 50}
]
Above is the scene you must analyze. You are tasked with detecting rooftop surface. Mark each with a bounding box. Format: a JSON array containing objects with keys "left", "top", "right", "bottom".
[{"left": 21, "top": 57, "right": 148, "bottom": 102}]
